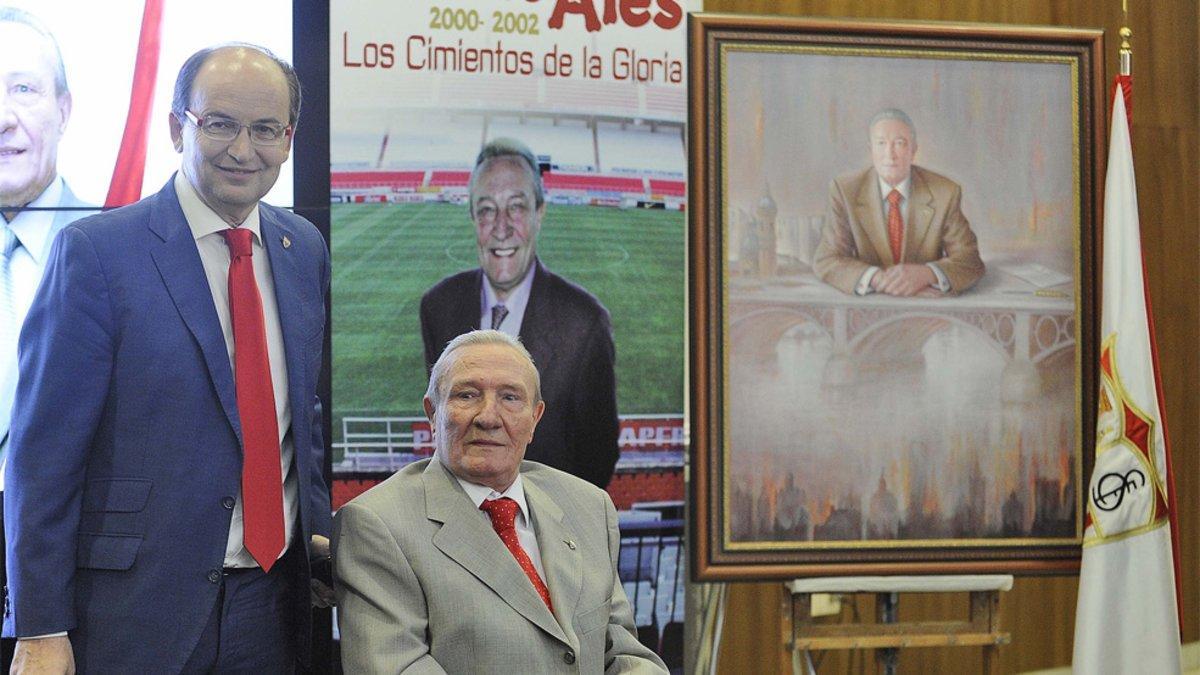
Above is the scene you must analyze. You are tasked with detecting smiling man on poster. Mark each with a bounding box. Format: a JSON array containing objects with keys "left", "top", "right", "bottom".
[
  {"left": 0, "top": 10, "right": 95, "bottom": 669},
  {"left": 420, "top": 137, "right": 619, "bottom": 489},
  {"left": 0, "top": 6, "right": 93, "bottom": 471},
  {"left": 4, "top": 44, "right": 332, "bottom": 672}
]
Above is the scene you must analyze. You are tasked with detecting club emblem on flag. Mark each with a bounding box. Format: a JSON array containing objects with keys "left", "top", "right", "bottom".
[{"left": 1085, "top": 334, "right": 1171, "bottom": 544}]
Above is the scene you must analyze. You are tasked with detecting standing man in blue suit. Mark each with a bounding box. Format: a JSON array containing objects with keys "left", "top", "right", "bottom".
[
  {"left": 0, "top": 8, "right": 95, "bottom": 671},
  {"left": 4, "top": 44, "right": 332, "bottom": 672}
]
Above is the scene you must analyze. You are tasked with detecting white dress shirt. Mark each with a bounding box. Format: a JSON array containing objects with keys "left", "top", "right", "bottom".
[
  {"left": 0, "top": 177, "right": 68, "bottom": 487},
  {"left": 855, "top": 175, "right": 950, "bottom": 295},
  {"left": 480, "top": 264, "right": 535, "bottom": 338},
  {"left": 450, "top": 466, "right": 548, "bottom": 582},
  {"left": 5, "top": 177, "right": 64, "bottom": 324},
  {"left": 174, "top": 172, "right": 298, "bottom": 568}
]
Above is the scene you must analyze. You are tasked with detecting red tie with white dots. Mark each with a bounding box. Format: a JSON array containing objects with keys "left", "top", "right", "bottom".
[
  {"left": 220, "top": 227, "right": 285, "bottom": 572},
  {"left": 479, "top": 497, "right": 554, "bottom": 612}
]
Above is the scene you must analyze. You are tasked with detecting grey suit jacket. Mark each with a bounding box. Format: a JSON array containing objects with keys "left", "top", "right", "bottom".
[{"left": 333, "top": 458, "right": 667, "bottom": 674}]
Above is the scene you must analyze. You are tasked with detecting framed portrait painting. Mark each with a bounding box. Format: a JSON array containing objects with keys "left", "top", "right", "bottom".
[{"left": 688, "top": 14, "right": 1105, "bottom": 579}]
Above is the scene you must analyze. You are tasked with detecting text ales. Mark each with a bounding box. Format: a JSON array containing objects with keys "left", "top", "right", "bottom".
[{"left": 545, "top": 0, "right": 684, "bottom": 31}]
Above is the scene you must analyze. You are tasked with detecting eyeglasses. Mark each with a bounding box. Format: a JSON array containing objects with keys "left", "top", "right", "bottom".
[{"left": 183, "top": 110, "right": 291, "bottom": 146}]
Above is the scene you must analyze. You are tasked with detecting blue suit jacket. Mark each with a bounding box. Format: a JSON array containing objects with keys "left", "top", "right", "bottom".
[
  {"left": 0, "top": 181, "right": 95, "bottom": 454},
  {"left": 2, "top": 179, "right": 331, "bottom": 671}
]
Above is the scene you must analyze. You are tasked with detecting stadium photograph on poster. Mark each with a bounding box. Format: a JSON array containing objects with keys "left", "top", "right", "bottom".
[
  {"left": 330, "top": 0, "right": 700, "bottom": 662},
  {"left": 689, "top": 16, "right": 1106, "bottom": 579}
]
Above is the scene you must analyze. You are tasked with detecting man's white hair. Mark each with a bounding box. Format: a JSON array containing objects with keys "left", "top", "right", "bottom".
[{"left": 424, "top": 329, "right": 542, "bottom": 407}]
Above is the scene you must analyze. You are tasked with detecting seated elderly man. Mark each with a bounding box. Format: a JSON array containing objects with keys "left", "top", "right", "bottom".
[{"left": 333, "top": 330, "right": 666, "bottom": 673}]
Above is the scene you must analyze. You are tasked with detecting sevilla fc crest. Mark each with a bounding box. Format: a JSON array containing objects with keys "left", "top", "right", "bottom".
[{"left": 1085, "top": 334, "right": 1171, "bottom": 544}]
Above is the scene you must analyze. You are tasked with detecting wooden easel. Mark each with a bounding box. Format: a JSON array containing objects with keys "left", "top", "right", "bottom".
[{"left": 780, "top": 576, "right": 1013, "bottom": 674}]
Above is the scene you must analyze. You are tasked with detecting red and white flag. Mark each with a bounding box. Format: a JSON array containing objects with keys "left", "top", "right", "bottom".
[{"left": 1072, "top": 77, "right": 1182, "bottom": 674}]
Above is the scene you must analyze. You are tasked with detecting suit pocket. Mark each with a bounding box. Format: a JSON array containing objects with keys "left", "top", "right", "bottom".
[
  {"left": 76, "top": 533, "right": 143, "bottom": 570},
  {"left": 576, "top": 599, "right": 611, "bottom": 636},
  {"left": 81, "top": 479, "right": 153, "bottom": 513}
]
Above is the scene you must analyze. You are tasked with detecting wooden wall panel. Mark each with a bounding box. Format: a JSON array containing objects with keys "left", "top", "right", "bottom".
[{"left": 703, "top": 1, "right": 1199, "bottom": 672}]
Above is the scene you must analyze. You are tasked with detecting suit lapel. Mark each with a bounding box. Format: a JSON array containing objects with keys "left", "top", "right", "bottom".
[
  {"left": 852, "top": 170, "right": 895, "bottom": 265},
  {"left": 516, "top": 261, "right": 560, "bottom": 376},
  {"left": 455, "top": 269, "right": 484, "bottom": 332},
  {"left": 906, "top": 167, "right": 936, "bottom": 257},
  {"left": 146, "top": 184, "right": 241, "bottom": 440},
  {"left": 260, "top": 210, "right": 310, "bottom": 445},
  {"left": 423, "top": 461, "right": 570, "bottom": 645},
  {"left": 524, "top": 475, "right": 584, "bottom": 644}
]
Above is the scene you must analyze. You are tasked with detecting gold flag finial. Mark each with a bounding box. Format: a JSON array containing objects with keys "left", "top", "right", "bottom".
[{"left": 1119, "top": 26, "right": 1132, "bottom": 77}]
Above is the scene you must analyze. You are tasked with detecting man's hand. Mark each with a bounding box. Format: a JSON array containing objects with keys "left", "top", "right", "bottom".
[
  {"left": 11, "top": 636, "right": 75, "bottom": 675},
  {"left": 310, "top": 534, "right": 336, "bottom": 608},
  {"left": 875, "top": 264, "right": 937, "bottom": 297}
]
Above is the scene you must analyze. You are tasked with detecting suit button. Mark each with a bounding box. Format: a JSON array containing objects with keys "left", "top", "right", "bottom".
[
  {"left": 221, "top": 496, "right": 236, "bottom": 509},
  {"left": 563, "top": 650, "right": 576, "bottom": 665},
  {"left": 207, "top": 569, "right": 221, "bottom": 584}
]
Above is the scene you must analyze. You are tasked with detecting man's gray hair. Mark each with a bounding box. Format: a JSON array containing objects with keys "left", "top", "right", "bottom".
[
  {"left": 425, "top": 329, "right": 542, "bottom": 407},
  {"left": 467, "top": 137, "right": 545, "bottom": 217},
  {"left": 868, "top": 108, "right": 917, "bottom": 145},
  {"left": 0, "top": 7, "right": 69, "bottom": 97}
]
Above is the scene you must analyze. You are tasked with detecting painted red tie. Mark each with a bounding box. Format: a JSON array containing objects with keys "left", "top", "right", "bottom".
[
  {"left": 479, "top": 497, "right": 554, "bottom": 612},
  {"left": 886, "top": 188, "right": 904, "bottom": 263},
  {"left": 221, "top": 227, "right": 285, "bottom": 571}
]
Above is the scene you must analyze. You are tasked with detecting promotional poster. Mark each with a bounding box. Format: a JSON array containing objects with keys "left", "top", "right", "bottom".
[{"left": 330, "top": 0, "right": 699, "bottom": 664}]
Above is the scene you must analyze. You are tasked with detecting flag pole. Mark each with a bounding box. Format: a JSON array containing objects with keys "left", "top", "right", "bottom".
[
  {"left": 1119, "top": 27, "right": 1131, "bottom": 77},
  {"left": 1120, "top": 0, "right": 1130, "bottom": 76},
  {"left": 1115, "top": 1, "right": 1132, "bottom": 127}
]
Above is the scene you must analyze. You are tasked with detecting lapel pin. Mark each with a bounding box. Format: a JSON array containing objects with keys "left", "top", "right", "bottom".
[
  {"left": 564, "top": 539, "right": 576, "bottom": 550},
  {"left": 282, "top": 235, "right": 291, "bottom": 249}
]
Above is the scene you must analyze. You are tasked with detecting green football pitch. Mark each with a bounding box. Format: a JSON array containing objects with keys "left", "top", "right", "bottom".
[{"left": 331, "top": 201, "right": 686, "bottom": 447}]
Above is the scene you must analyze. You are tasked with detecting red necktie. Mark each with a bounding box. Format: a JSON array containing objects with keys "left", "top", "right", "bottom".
[
  {"left": 221, "top": 227, "right": 285, "bottom": 572},
  {"left": 479, "top": 497, "right": 554, "bottom": 613},
  {"left": 886, "top": 189, "right": 904, "bottom": 263}
]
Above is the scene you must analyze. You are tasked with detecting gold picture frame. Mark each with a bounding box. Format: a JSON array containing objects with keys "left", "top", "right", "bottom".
[{"left": 688, "top": 14, "right": 1105, "bottom": 580}]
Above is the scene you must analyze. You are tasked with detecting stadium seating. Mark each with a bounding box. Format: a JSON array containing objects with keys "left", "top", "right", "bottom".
[
  {"left": 649, "top": 179, "right": 686, "bottom": 197},
  {"left": 332, "top": 111, "right": 686, "bottom": 204},
  {"left": 488, "top": 117, "right": 596, "bottom": 172},
  {"left": 330, "top": 170, "right": 425, "bottom": 190},
  {"left": 543, "top": 172, "right": 644, "bottom": 194},
  {"left": 598, "top": 121, "right": 685, "bottom": 176},
  {"left": 429, "top": 171, "right": 471, "bottom": 187}
]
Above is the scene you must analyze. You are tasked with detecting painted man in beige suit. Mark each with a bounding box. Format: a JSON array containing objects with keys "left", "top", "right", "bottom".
[
  {"left": 333, "top": 330, "right": 667, "bottom": 674},
  {"left": 814, "top": 108, "right": 985, "bottom": 296}
]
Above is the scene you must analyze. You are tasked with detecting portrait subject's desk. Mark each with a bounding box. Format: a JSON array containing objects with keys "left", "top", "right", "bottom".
[
  {"left": 781, "top": 575, "right": 1014, "bottom": 675},
  {"left": 729, "top": 267, "right": 1075, "bottom": 402}
]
